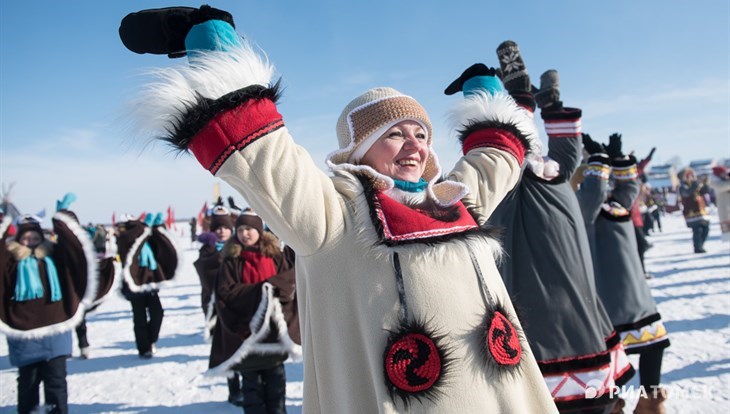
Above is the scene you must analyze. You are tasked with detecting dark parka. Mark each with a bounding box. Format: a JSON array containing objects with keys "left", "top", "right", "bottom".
[
  {"left": 115, "top": 219, "right": 178, "bottom": 296},
  {"left": 490, "top": 105, "right": 631, "bottom": 412},
  {"left": 578, "top": 156, "right": 670, "bottom": 354},
  {"left": 0, "top": 212, "right": 99, "bottom": 338},
  {"left": 207, "top": 232, "right": 300, "bottom": 375}
]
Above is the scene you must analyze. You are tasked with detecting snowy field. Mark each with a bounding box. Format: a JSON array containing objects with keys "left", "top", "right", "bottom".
[{"left": 1, "top": 211, "right": 728, "bottom": 413}]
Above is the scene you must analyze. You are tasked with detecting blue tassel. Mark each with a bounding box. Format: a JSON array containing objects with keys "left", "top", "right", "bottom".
[
  {"left": 14, "top": 257, "right": 45, "bottom": 301},
  {"left": 44, "top": 257, "right": 62, "bottom": 302},
  {"left": 14, "top": 256, "right": 62, "bottom": 302},
  {"left": 139, "top": 242, "right": 158, "bottom": 271}
]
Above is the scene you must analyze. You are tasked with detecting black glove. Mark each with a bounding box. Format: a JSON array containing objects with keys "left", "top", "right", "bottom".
[
  {"left": 444, "top": 64, "right": 499, "bottom": 95},
  {"left": 582, "top": 133, "right": 605, "bottom": 155},
  {"left": 214, "top": 196, "right": 224, "bottom": 207},
  {"left": 604, "top": 133, "right": 624, "bottom": 159},
  {"left": 228, "top": 196, "right": 241, "bottom": 211},
  {"left": 119, "top": 5, "right": 235, "bottom": 58},
  {"left": 646, "top": 147, "right": 656, "bottom": 160}
]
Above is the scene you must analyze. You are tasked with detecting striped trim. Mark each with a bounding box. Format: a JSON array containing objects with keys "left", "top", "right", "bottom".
[
  {"left": 462, "top": 127, "right": 526, "bottom": 164},
  {"left": 584, "top": 164, "right": 611, "bottom": 180},
  {"left": 611, "top": 165, "right": 638, "bottom": 181},
  {"left": 544, "top": 339, "right": 634, "bottom": 406},
  {"left": 544, "top": 119, "right": 581, "bottom": 137},
  {"left": 620, "top": 319, "right": 670, "bottom": 351}
]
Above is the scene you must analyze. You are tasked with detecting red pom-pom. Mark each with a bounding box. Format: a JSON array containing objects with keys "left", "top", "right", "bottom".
[
  {"left": 487, "top": 311, "right": 522, "bottom": 366},
  {"left": 385, "top": 332, "right": 442, "bottom": 393}
]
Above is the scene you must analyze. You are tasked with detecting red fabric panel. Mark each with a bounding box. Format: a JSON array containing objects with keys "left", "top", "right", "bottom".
[
  {"left": 189, "top": 99, "right": 284, "bottom": 174},
  {"left": 461, "top": 128, "right": 525, "bottom": 165}
]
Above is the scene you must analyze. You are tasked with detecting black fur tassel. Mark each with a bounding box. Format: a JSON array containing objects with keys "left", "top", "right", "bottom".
[
  {"left": 475, "top": 304, "right": 525, "bottom": 379},
  {"left": 382, "top": 319, "right": 453, "bottom": 409},
  {"left": 162, "top": 80, "right": 283, "bottom": 152}
]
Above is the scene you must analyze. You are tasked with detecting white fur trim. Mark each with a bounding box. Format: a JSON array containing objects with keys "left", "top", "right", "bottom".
[
  {"left": 203, "top": 292, "right": 217, "bottom": 343},
  {"left": 447, "top": 91, "right": 541, "bottom": 157},
  {"left": 123, "top": 225, "right": 182, "bottom": 293},
  {"left": 205, "top": 283, "right": 301, "bottom": 377},
  {"left": 334, "top": 169, "right": 503, "bottom": 264},
  {"left": 526, "top": 154, "right": 561, "bottom": 180},
  {"left": 129, "top": 41, "right": 275, "bottom": 140},
  {"left": 122, "top": 226, "right": 151, "bottom": 293},
  {"left": 327, "top": 149, "right": 467, "bottom": 208},
  {"left": 156, "top": 225, "right": 185, "bottom": 281},
  {"left": 0, "top": 212, "right": 99, "bottom": 339}
]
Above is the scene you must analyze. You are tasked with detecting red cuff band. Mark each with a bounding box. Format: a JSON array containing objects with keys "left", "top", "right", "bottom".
[
  {"left": 462, "top": 128, "right": 525, "bottom": 164},
  {"left": 189, "top": 99, "right": 284, "bottom": 175}
]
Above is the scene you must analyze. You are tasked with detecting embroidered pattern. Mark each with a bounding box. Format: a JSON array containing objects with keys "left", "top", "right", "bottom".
[
  {"left": 487, "top": 311, "right": 522, "bottom": 366},
  {"left": 620, "top": 320, "right": 669, "bottom": 351},
  {"left": 611, "top": 165, "right": 638, "bottom": 181},
  {"left": 584, "top": 164, "right": 610, "bottom": 180},
  {"left": 384, "top": 332, "right": 442, "bottom": 393},
  {"left": 373, "top": 191, "right": 478, "bottom": 242}
]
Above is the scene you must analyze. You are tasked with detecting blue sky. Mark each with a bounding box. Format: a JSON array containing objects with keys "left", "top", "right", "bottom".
[{"left": 1, "top": 1, "right": 728, "bottom": 224}]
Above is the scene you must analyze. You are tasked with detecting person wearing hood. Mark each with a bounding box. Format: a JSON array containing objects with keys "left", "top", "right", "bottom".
[
  {"left": 116, "top": 212, "right": 180, "bottom": 359},
  {"left": 193, "top": 204, "right": 248, "bottom": 406},
  {"left": 207, "top": 211, "right": 298, "bottom": 413},
  {"left": 1, "top": 194, "right": 100, "bottom": 414},
  {"left": 119, "top": 5, "right": 557, "bottom": 412},
  {"left": 577, "top": 134, "right": 671, "bottom": 414},
  {"left": 488, "top": 41, "right": 634, "bottom": 414}
]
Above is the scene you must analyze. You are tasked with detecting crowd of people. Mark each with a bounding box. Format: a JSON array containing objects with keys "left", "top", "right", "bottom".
[{"left": 1, "top": 4, "right": 728, "bottom": 414}]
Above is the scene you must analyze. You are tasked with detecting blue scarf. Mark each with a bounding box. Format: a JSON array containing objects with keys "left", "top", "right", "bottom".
[
  {"left": 14, "top": 256, "right": 62, "bottom": 302},
  {"left": 216, "top": 241, "right": 225, "bottom": 252},
  {"left": 393, "top": 178, "right": 428, "bottom": 193},
  {"left": 139, "top": 242, "right": 158, "bottom": 270}
]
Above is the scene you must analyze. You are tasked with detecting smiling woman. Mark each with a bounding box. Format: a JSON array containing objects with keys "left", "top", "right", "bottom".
[
  {"left": 359, "top": 120, "right": 429, "bottom": 184},
  {"left": 120, "top": 5, "right": 558, "bottom": 413}
]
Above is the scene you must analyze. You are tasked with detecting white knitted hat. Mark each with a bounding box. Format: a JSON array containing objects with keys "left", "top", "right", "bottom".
[{"left": 327, "top": 87, "right": 440, "bottom": 183}]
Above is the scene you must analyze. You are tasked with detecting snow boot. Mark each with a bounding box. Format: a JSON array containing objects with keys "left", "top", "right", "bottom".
[
  {"left": 633, "top": 387, "right": 667, "bottom": 414},
  {"left": 610, "top": 397, "right": 626, "bottom": 414}
]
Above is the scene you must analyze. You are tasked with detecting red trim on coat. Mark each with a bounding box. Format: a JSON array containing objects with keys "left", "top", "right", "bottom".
[
  {"left": 374, "top": 192, "right": 478, "bottom": 241},
  {"left": 189, "top": 99, "right": 284, "bottom": 175},
  {"left": 461, "top": 128, "right": 525, "bottom": 165}
]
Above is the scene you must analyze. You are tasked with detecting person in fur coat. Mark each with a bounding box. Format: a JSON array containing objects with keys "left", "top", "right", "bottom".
[
  {"left": 1, "top": 194, "right": 100, "bottom": 414},
  {"left": 489, "top": 41, "right": 634, "bottom": 414},
  {"left": 207, "top": 211, "right": 298, "bottom": 413},
  {"left": 678, "top": 167, "right": 712, "bottom": 253},
  {"left": 119, "top": 5, "right": 557, "bottom": 412},
  {"left": 193, "top": 205, "right": 247, "bottom": 406},
  {"left": 577, "top": 134, "right": 670, "bottom": 414},
  {"left": 115, "top": 212, "right": 180, "bottom": 358}
]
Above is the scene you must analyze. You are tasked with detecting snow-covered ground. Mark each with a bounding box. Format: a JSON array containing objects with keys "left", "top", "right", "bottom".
[{"left": 1, "top": 211, "right": 728, "bottom": 413}]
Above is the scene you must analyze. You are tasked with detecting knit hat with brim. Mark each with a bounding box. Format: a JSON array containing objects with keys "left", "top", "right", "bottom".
[
  {"left": 327, "top": 87, "right": 441, "bottom": 183},
  {"left": 235, "top": 211, "right": 263, "bottom": 236},
  {"left": 15, "top": 215, "right": 44, "bottom": 243},
  {"left": 209, "top": 205, "right": 233, "bottom": 231}
]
